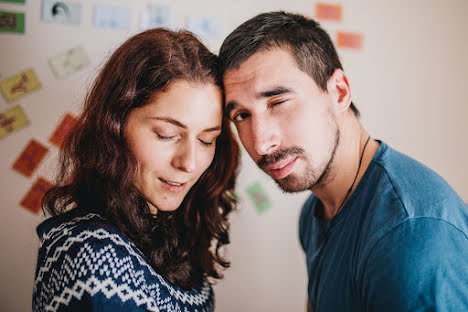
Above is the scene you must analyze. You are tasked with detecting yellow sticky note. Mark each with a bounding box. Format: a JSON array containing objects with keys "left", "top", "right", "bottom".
[
  {"left": 0, "top": 68, "right": 42, "bottom": 102},
  {"left": 0, "top": 105, "right": 29, "bottom": 139}
]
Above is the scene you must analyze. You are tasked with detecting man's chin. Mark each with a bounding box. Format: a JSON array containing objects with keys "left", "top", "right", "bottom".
[{"left": 274, "top": 175, "right": 312, "bottom": 193}]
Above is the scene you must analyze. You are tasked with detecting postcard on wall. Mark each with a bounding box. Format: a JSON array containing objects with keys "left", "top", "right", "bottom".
[
  {"left": 41, "top": 0, "right": 81, "bottom": 25},
  {"left": 93, "top": 5, "right": 131, "bottom": 30},
  {"left": 316, "top": 3, "right": 343, "bottom": 22},
  {"left": 336, "top": 32, "right": 363, "bottom": 50},
  {"left": 49, "top": 46, "right": 90, "bottom": 79},
  {"left": 0, "top": 68, "right": 41, "bottom": 102},
  {"left": 20, "top": 177, "right": 53, "bottom": 214},
  {"left": 12, "top": 139, "right": 49, "bottom": 178},
  {"left": 246, "top": 181, "right": 273, "bottom": 214},
  {"left": 0, "top": 105, "right": 29, "bottom": 139},
  {"left": 186, "top": 16, "right": 220, "bottom": 40},
  {"left": 139, "top": 4, "right": 173, "bottom": 30},
  {"left": 49, "top": 113, "right": 77, "bottom": 148},
  {"left": 0, "top": 10, "right": 25, "bottom": 33}
]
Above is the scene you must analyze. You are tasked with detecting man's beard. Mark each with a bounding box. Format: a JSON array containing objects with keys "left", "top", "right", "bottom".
[{"left": 257, "top": 124, "right": 340, "bottom": 193}]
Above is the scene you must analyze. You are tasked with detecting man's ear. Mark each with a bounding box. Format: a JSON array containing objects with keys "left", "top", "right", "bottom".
[{"left": 327, "top": 69, "right": 352, "bottom": 114}]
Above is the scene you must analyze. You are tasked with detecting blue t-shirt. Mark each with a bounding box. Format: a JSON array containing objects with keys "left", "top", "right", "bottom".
[
  {"left": 33, "top": 210, "right": 214, "bottom": 311},
  {"left": 299, "top": 141, "right": 468, "bottom": 311}
]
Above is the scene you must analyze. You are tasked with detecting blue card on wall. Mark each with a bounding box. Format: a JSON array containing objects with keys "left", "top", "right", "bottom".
[{"left": 93, "top": 5, "right": 131, "bottom": 30}]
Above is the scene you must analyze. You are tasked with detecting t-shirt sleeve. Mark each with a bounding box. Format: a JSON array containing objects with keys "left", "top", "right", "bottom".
[
  {"left": 34, "top": 230, "right": 152, "bottom": 311},
  {"left": 360, "top": 217, "right": 468, "bottom": 312}
]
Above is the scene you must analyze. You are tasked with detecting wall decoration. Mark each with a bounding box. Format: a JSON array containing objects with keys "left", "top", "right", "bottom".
[
  {"left": 0, "top": 10, "right": 25, "bottom": 33},
  {"left": 48, "top": 112, "right": 77, "bottom": 148},
  {"left": 93, "top": 5, "right": 131, "bottom": 30},
  {"left": 41, "top": 0, "right": 81, "bottom": 25},
  {"left": 49, "top": 45, "right": 90, "bottom": 79},
  {"left": 0, "top": 68, "right": 41, "bottom": 102},
  {"left": 12, "top": 139, "right": 48, "bottom": 177},
  {"left": 336, "top": 32, "right": 363, "bottom": 50},
  {"left": 186, "top": 15, "right": 220, "bottom": 40},
  {"left": 0, "top": 0, "right": 25, "bottom": 3},
  {"left": 246, "top": 181, "right": 273, "bottom": 214},
  {"left": 20, "top": 177, "right": 53, "bottom": 214},
  {"left": 139, "top": 4, "right": 173, "bottom": 30},
  {"left": 0, "top": 105, "right": 29, "bottom": 139},
  {"left": 315, "top": 3, "right": 342, "bottom": 22}
]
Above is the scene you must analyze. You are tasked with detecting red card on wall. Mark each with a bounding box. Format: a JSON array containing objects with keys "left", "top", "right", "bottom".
[
  {"left": 20, "top": 177, "right": 53, "bottom": 214},
  {"left": 316, "top": 3, "right": 343, "bottom": 22},
  {"left": 336, "top": 32, "right": 363, "bottom": 50},
  {"left": 12, "top": 139, "right": 49, "bottom": 177},
  {"left": 49, "top": 113, "right": 77, "bottom": 148}
]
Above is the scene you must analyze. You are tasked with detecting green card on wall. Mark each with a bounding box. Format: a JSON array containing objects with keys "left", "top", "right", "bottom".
[
  {"left": 0, "top": 11, "right": 25, "bottom": 33},
  {"left": 0, "top": 0, "right": 25, "bottom": 3},
  {"left": 246, "top": 181, "right": 272, "bottom": 214}
]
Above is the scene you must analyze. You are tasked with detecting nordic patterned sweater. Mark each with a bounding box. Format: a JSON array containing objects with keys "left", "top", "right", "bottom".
[{"left": 32, "top": 209, "right": 214, "bottom": 312}]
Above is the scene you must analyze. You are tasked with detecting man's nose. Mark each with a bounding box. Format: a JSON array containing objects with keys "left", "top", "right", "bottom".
[{"left": 251, "top": 115, "right": 280, "bottom": 156}]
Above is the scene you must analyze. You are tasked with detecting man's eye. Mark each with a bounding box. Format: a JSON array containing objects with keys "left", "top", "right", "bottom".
[
  {"left": 233, "top": 112, "right": 250, "bottom": 122},
  {"left": 270, "top": 100, "right": 287, "bottom": 107}
]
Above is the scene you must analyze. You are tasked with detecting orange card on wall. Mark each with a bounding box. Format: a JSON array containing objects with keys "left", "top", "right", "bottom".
[
  {"left": 316, "top": 3, "right": 342, "bottom": 22},
  {"left": 336, "top": 32, "right": 363, "bottom": 50},
  {"left": 20, "top": 177, "right": 53, "bottom": 214},
  {"left": 49, "top": 113, "right": 77, "bottom": 148},
  {"left": 12, "top": 139, "right": 49, "bottom": 177}
]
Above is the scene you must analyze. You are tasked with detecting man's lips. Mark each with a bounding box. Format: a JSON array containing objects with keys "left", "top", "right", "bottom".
[{"left": 265, "top": 156, "right": 298, "bottom": 180}]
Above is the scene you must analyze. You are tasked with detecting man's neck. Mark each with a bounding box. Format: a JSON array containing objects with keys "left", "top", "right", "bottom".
[{"left": 310, "top": 121, "right": 379, "bottom": 221}]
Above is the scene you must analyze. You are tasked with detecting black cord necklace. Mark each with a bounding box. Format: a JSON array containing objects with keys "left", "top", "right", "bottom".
[{"left": 335, "top": 135, "right": 371, "bottom": 217}]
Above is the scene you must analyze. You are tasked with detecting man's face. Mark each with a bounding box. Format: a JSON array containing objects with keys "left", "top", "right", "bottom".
[{"left": 223, "top": 48, "right": 340, "bottom": 192}]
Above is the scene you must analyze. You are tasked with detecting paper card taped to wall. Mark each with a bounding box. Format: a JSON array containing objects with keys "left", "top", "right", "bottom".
[
  {"left": 0, "top": 10, "right": 25, "bottom": 33},
  {"left": 316, "top": 3, "right": 343, "bottom": 22},
  {"left": 20, "top": 177, "right": 53, "bottom": 214},
  {"left": 93, "top": 5, "right": 131, "bottom": 30},
  {"left": 336, "top": 32, "right": 363, "bottom": 50},
  {"left": 246, "top": 181, "right": 273, "bottom": 214},
  {"left": 49, "top": 113, "right": 77, "bottom": 148},
  {"left": 140, "top": 4, "right": 173, "bottom": 30},
  {"left": 12, "top": 139, "right": 49, "bottom": 178},
  {"left": 49, "top": 46, "right": 90, "bottom": 79},
  {"left": 0, "top": 105, "right": 29, "bottom": 139},
  {"left": 41, "top": 0, "right": 82, "bottom": 25},
  {"left": 0, "top": 68, "right": 41, "bottom": 102},
  {"left": 186, "top": 16, "right": 220, "bottom": 39}
]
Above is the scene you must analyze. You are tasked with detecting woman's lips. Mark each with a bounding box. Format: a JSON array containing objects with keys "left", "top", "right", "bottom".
[
  {"left": 266, "top": 157, "right": 298, "bottom": 180},
  {"left": 159, "top": 178, "right": 187, "bottom": 193}
]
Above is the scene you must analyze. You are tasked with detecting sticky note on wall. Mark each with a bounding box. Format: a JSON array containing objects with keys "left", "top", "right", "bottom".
[
  {"left": 0, "top": 105, "right": 29, "bottom": 139},
  {"left": 49, "top": 46, "right": 90, "bottom": 79},
  {"left": 336, "top": 32, "right": 363, "bottom": 50},
  {"left": 0, "top": 68, "right": 41, "bottom": 102},
  {"left": 12, "top": 139, "right": 49, "bottom": 177},
  {"left": 49, "top": 113, "right": 77, "bottom": 148},
  {"left": 246, "top": 181, "right": 273, "bottom": 214},
  {"left": 0, "top": 10, "right": 25, "bottom": 33},
  {"left": 316, "top": 3, "right": 342, "bottom": 22},
  {"left": 20, "top": 177, "right": 53, "bottom": 214}
]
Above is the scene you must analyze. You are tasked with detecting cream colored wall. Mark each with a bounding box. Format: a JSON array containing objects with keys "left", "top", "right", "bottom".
[{"left": 0, "top": 0, "right": 467, "bottom": 311}]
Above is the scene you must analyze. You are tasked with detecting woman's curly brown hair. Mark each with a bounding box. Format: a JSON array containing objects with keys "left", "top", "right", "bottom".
[{"left": 42, "top": 28, "right": 240, "bottom": 290}]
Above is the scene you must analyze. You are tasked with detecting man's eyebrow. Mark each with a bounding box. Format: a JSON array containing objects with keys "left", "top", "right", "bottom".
[
  {"left": 225, "top": 101, "right": 238, "bottom": 118},
  {"left": 148, "top": 117, "right": 221, "bottom": 132},
  {"left": 259, "top": 87, "right": 292, "bottom": 98}
]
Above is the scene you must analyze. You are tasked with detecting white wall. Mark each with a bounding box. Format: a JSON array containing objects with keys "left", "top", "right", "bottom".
[{"left": 0, "top": 0, "right": 467, "bottom": 311}]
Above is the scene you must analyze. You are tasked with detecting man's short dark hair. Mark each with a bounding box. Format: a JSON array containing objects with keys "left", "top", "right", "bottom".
[{"left": 219, "top": 11, "right": 359, "bottom": 117}]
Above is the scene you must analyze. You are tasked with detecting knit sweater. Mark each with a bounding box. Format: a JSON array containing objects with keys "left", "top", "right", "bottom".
[{"left": 32, "top": 210, "right": 214, "bottom": 311}]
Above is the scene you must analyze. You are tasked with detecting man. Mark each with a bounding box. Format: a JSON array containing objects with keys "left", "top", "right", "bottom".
[{"left": 219, "top": 11, "right": 468, "bottom": 311}]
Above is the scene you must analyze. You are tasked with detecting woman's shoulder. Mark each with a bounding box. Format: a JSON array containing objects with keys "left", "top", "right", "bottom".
[{"left": 33, "top": 209, "right": 214, "bottom": 311}]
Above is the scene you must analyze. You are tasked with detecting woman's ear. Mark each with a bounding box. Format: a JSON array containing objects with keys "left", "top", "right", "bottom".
[{"left": 327, "top": 69, "right": 352, "bottom": 114}]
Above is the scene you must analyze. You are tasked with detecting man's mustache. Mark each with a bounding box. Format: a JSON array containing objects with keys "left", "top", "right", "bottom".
[{"left": 257, "top": 146, "right": 305, "bottom": 169}]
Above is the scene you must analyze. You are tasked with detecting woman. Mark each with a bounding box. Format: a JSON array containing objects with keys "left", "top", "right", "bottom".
[{"left": 33, "top": 29, "right": 239, "bottom": 311}]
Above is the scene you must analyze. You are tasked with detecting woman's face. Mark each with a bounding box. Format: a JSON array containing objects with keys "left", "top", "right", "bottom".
[{"left": 124, "top": 80, "right": 222, "bottom": 214}]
